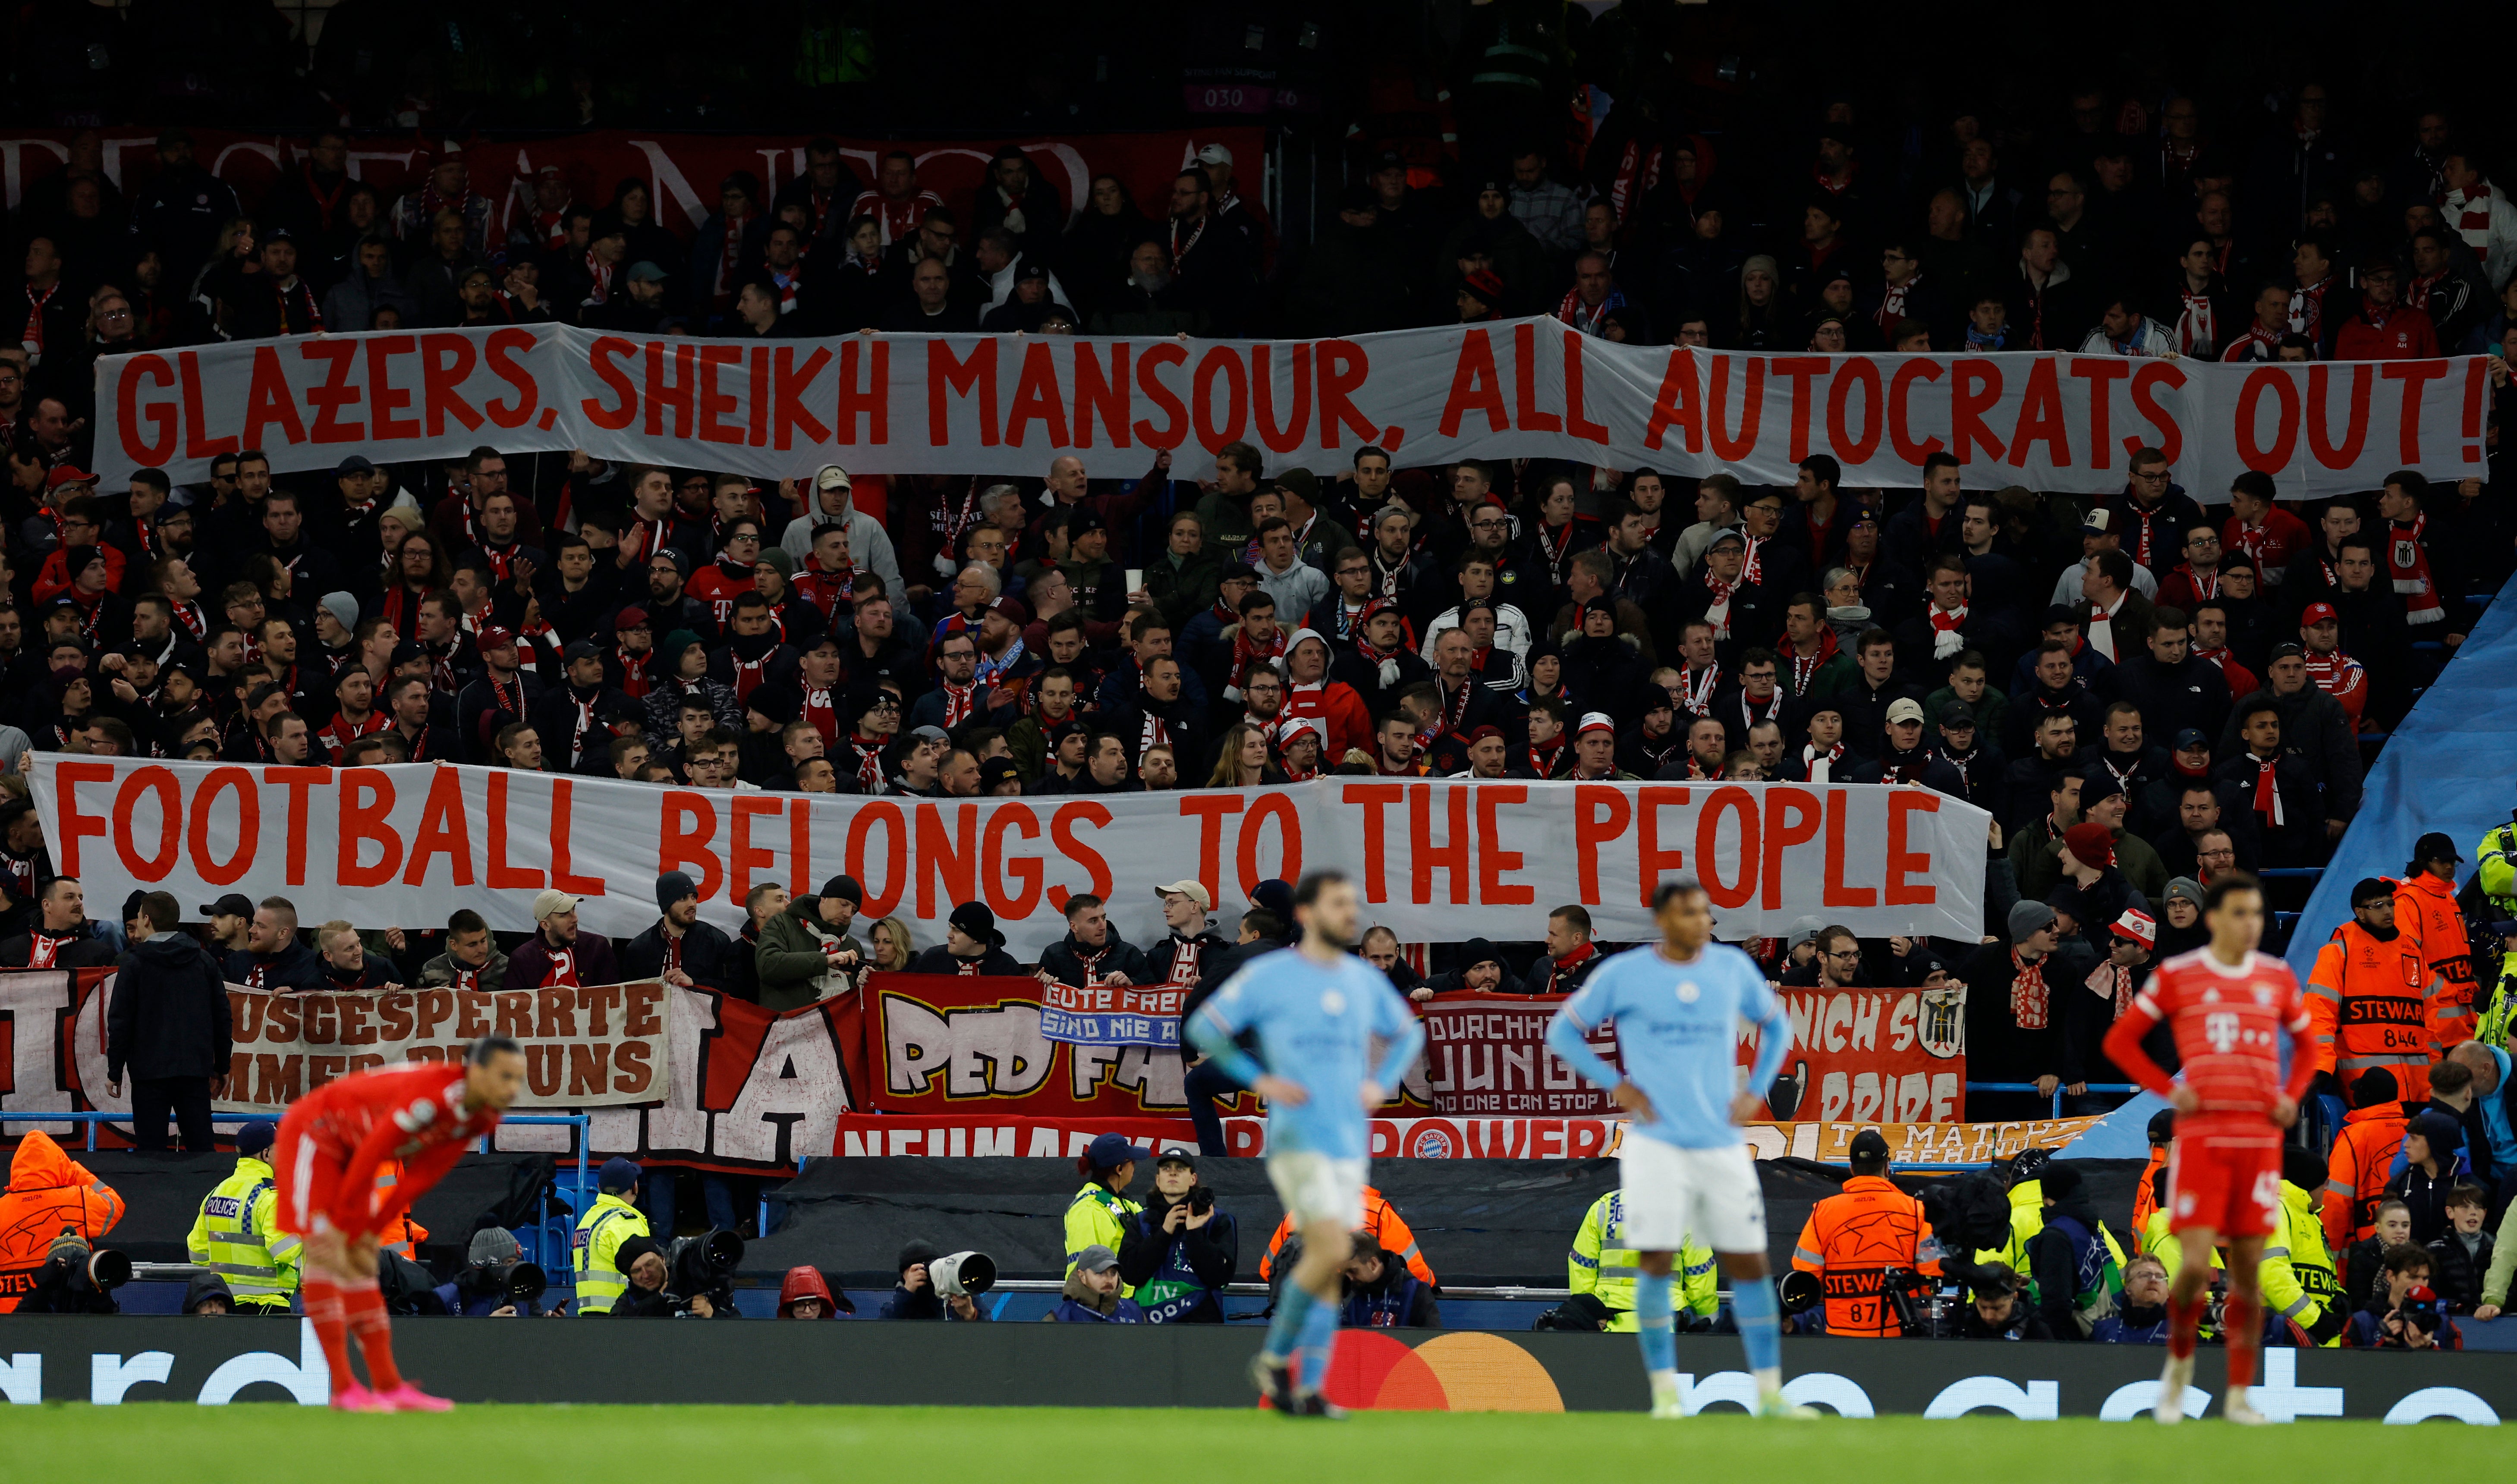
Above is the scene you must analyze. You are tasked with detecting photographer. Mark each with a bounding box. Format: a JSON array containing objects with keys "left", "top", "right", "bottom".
[
  {"left": 881, "top": 1239, "right": 990, "bottom": 1321},
  {"left": 2346, "top": 1245, "right": 2464, "bottom": 1349},
  {"left": 605, "top": 1236, "right": 674, "bottom": 1317},
  {"left": 15, "top": 1232, "right": 129, "bottom": 1314},
  {"left": 1958, "top": 1263, "right": 2055, "bottom": 1339},
  {"left": 1049, "top": 1244, "right": 1145, "bottom": 1323},
  {"left": 1116, "top": 1151, "right": 1237, "bottom": 1324},
  {"left": 431, "top": 1227, "right": 557, "bottom": 1317}
]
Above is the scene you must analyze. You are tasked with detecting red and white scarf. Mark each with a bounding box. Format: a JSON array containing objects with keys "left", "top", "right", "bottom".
[
  {"left": 23, "top": 931, "right": 64, "bottom": 968},
  {"left": 1678, "top": 662, "right": 1721, "bottom": 715},
  {"left": 845, "top": 733, "right": 886, "bottom": 792},
  {"left": 1800, "top": 742, "right": 1845, "bottom": 781},
  {"left": 1701, "top": 569, "right": 1739, "bottom": 639},
  {"left": 19, "top": 280, "right": 59, "bottom": 362},
  {"left": 2250, "top": 754, "right": 2286, "bottom": 827},
  {"left": 582, "top": 250, "right": 615, "bottom": 305},
  {"left": 801, "top": 684, "right": 838, "bottom": 744},
  {"left": 2388, "top": 514, "right": 2445, "bottom": 626},
  {"left": 2171, "top": 562, "right": 2219, "bottom": 602},
  {"left": 1137, "top": 712, "right": 1171, "bottom": 754},
  {"left": 316, "top": 708, "right": 388, "bottom": 762},
  {"left": 1524, "top": 736, "right": 1567, "bottom": 779},
  {"left": 938, "top": 679, "right": 978, "bottom": 728},
  {"left": 2174, "top": 287, "right": 2218, "bottom": 355},
  {"left": 2009, "top": 949, "right": 2050, "bottom": 1029},
  {"left": 538, "top": 945, "right": 581, "bottom": 987},
  {"left": 1927, "top": 601, "right": 1970, "bottom": 660},
  {"left": 1875, "top": 271, "right": 1922, "bottom": 330}
]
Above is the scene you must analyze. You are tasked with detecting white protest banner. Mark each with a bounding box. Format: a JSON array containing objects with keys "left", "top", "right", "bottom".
[
  {"left": 28, "top": 758, "right": 1989, "bottom": 956},
  {"left": 89, "top": 320, "right": 2487, "bottom": 497}
]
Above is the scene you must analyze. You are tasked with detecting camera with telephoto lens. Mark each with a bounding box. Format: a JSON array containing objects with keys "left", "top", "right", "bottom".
[
  {"left": 665, "top": 1229, "right": 743, "bottom": 1314},
  {"left": 929, "top": 1251, "right": 996, "bottom": 1300},
  {"left": 496, "top": 1261, "right": 547, "bottom": 1305},
  {"left": 39, "top": 1232, "right": 131, "bottom": 1293}
]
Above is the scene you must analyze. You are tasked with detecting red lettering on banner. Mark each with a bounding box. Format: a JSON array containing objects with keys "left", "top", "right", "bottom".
[
  {"left": 1950, "top": 358, "right": 2004, "bottom": 464},
  {"left": 729, "top": 795, "right": 783, "bottom": 904},
  {"left": 1695, "top": 786, "right": 1759, "bottom": 909},
  {"left": 483, "top": 327, "right": 538, "bottom": 429},
  {"left": 337, "top": 769, "right": 402, "bottom": 887},
  {"left": 301, "top": 339, "right": 365, "bottom": 443},
  {"left": 1253, "top": 343, "right": 1312, "bottom": 453},
  {"left": 1706, "top": 355, "right": 1763, "bottom": 460},
  {"left": 1317, "top": 340, "right": 1376, "bottom": 448},
  {"left": 916, "top": 802, "right": 978, "bottom": 918},
  {"left": 1047, "top": 801, "right": 1113, "bottom": 910},
  {"left": 1344, "top": 783, "right": 1405, "bottom": 901},
  {"left": 824, "top": 340, "right": 878, "bottom": 446},
  {"left": 1132, "top": 341, "right": 1187, "bottom": 449},
  {"left": 178, "top": 351, "right": 239, "bottom": 459},
  {"left": 845, "top": 800, "right": 907, "bottom": 917},
  {"left": 1885, "top": 792, "right": 1940, "bottom": 905},
  {"left": 1635, "top": 785, "right": 1690, "bottom": 906},
  {"left": 1510, "top": 323, "right": 1561, "bottom": 434},
  {"left": 981, "top": 804, "right": 1043, "bottom": 919},
  {"left": 1821, "top": 789, "right": 1877, "bottom": 907},
  {"left": 1179, "top": 792, "right": 1242, "bottom": 911},
  {"left": 484, "top": 772, "right": 545, "bottom": 890},
  {"left": 2467, "top": 359, "right": 2491, "bottom": 462},
  {"left": 1438, "top": 329, "right": 1506, "bottom": 438},
  {"left": 659, "top": 790, "right": 724, "bottom": 903},
  {"left": 2382, "top": 361, "right": 2449, "bottom": 462},
  {"left": 1572, "top": 786, "right": 1632, "bottom": 903},
  {"left": 1563, "top": 331, "right": 1610, "bottom": 445},
  {"left": 2005, "top": 358, "right": 2070, "bottom": 468},
  {"left": 548, "top": 780, "right": 607, "bottom": 896},
  {"left": 747, "top": 345, "right": 769, "bottom": 445},
  {"left": 403, "top": 765, "right": 474, "bottom": 887},
  {"left": 113, "top": 766, "right": 182, "bottom": 880},
  {"left": 695, "top": 344, "right": 743, "bottom": 445},
  {"left": 49, "top": 760, "right": 113, "bottom": 877},
  {"left": 644, "top": 340, "right": 697, "bottom": 438},
  {"left": 365, "top": 336, "right": 419, "bottom": 439},
  {"left": 242, "top": 346, "right": 308, "bottom": 450},
  {"left": 1072, "top": 343, "right": 1128, "bottom": 448},
  {"left": 776, "top": 345, "right": 834, "bottom": 448},
  {"left": 1826, "top": 358, "right": 1882, "bottom": 464},
  {"left": 1238, "top": 792, "right": 1301, "bottom": 896},
  {"left": 580, "top": 337, "right": 638, "bottom": 429},
  {"left": 929, "top": 340, "right": 998, "bottom": 446},
  {"left": 1887, "top": 359, "right": 1944, "bottom": 462},
  {"left": 1473, "top": 785, "right": 1529, "bottom": 905},
  {"left": 2306, "top": 363, "right": 2370, "bottom": 468},
  {"left": 2236, "top": 368, "right": 2299, "bottom": 472},
  {"left": 1409, "top": 783, "right": 1471, "bottom": 904},
  {"left": 1004, "top": 341, "right": 1070, "bottom": 446},
  {"left": 117, "top": 353, "right": 179, "bottom": 465},
  {"left": 1770, "top": 356, "right": 1827, "bottom": 462},
  {"left": 1191, "top": 345, "right": 1249, "bottom": 450},
  {"left": 188, "top": 767, "right": 258, "bottom": 885},
  {"left": 268, "top": 767, "right": 329, "bottom": 885},
  {"left": 2130, "top": 362, "right": 2185, "bottom": 465},
  {"left": 2067, "top": 358, "right": 2128, "bottom": 470},
  {"left": 420, "top": 333, "right": 483, "bottom": 437},
  {"left": 788, "top": 798, "right": 813, "bottom": 894},
  {"left": 1643, "top": 350, "right": 1700, "bottom": 453},
  {"left": 1762, "top": 787, "right": 1823, "bottom": 908}
]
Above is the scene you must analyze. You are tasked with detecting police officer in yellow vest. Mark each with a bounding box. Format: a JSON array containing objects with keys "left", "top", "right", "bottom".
[
  {"left": 186, "top": 1119, "right": 297, "bottom": 1314},
  {"left": 2261, "top": 1148, "right": 2344, "bottom": 1347},
  {"left": 573, "top": 1158, "right": 651, "bottom": 1315},
  {"left": 2470, "top": 815, "right": 2517, "bottom": 1047},
  {"left": 1569, "top": 1189, "right": 1717, "bottom": 1332},
  {"left": 1065, "top": 1133, "right": 1150, "bottom": 1296}
]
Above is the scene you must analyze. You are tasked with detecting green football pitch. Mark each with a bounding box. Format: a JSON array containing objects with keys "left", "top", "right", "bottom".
[{"left": 0, "top": 1405, "right": 2449, "bottom": 1481}]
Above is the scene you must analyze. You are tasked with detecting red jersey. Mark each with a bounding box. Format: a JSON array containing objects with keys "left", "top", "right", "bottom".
[
  {"left": 282, "top": 1062, "right": 505, "bottom": 1237},
  {"left": 2116, "top": 948, "right": 2313, "bottom": 1139}
]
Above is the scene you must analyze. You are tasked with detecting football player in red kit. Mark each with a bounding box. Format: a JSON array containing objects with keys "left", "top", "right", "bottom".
[
  {"left": 274, "top": 1037, "right": 527, "bottom": 1411},
  {"left": 2102, "top": 872, "right": 2317, "bottom": 1426}
]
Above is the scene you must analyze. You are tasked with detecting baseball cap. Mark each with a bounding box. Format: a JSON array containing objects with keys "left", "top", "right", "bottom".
[
  {"left": 1085, "top": 1131, "right": 1155, "bottom": 1170},
  {"left": 531, "top": 888, "right": 579, "bottom": 922},
  {"left": 334, "top": 454, "right": 376, "bottom": 477},
  {"left": 234, "top": 1119, "right": 277, "bottom": 1158},
  {"left": 1938, "top": 702, "right": 1975, "bottom": 728},
  {"left": 45, "top": 466, "right": 94, "bottom": 492},
  {"left": 1155, "top": 1149, "right": 1196, "bottom": 1169},
  {"left": 978, "top": 756, "right": 1022, "bottom": 792},
  {"left": 1885, "top": 698, "right": 1926, "bottom": 725},
  {"left": 2173, "top": 728, "right": 2209, "bottom": 752},
  {"left": 616, "top": 605, "right": 650, "bottom": 631},
  {"left": 1706, "top": 528, "right": 1746, "bottom": 550},
  {"left": 815, "top": 464, "right": 852, "bottom": 492},
  {"left": 1576, "top": 711, "right": 1616, "bottom": 737},
  {"left": 2080, "top": 507, "right": 2112, "bottom": 534},
  {"left": 2300, "top": 601, "right": 2338, "bottom": 626},
  {"left": 2268, "top": 640, "right": 2305, "bottom": 660},
  {"left": 1194, "top": 143, "right": 1233, "bottom": 167},
  {"left": 2413, "top": 832, "right": 2463, "bottom": 866},
  {"left": 1073, "top": 1242, "right": 1122, "bottom": 1274},
  {"left": 1015, "top": 260, "right": 1049, "bottom": 283},
  {"left": 1155, "top": 880, "right": 1213, "bottom": 912},
  {"left": 200, "top": 892, "right": 254, "bottom": 919},
  {"left": 1847, "top": 1129, "right": 1892, "bottom": 1163},
  {"left": 909, "top": 724, "right": 950, "bottom": 746},
  {"left": 476, "top": 625, "right": 518, "bottom": 652},
  {"left": 2111, "top": 908, "right": 2156, "bottom": 949},
  {"left": 989, "top": 595, "right": 1031, "bottom": 626},
  {"left": 599, "top": 1157, "right": 642, "bottom": 1193},
  {"left": 626, "top": 260, "right": 669, "bottom": 283},
  {"left": 561, "top": 638, "right": 601, "bottom": 663}
]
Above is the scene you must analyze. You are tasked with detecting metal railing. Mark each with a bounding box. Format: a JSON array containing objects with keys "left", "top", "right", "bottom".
[{"left": 1961, "top": 1081, "right": 2139, "bottom": 1120}]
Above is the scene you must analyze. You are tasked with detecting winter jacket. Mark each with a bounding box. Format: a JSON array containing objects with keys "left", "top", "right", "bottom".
[
  {"left": 0, "top": 1132, "right": 123, "bottom": 1313},
  {"left": 1116, "top": 1189, "right": 1239, "bottom": 1324},
  {"left": 906, "top": 945, "right": 1024, "bottom": 976},
  {"left": 418, "top": 946, "right": 512, "bottom": 990},
  {"left": 619, "top": 918, "right": 741, "bottom": 994},
  {"left": 1038, "top": 931, "right": 1151, "bottom": 988},
  {"left": 754, "top": 895, "right": 865, "bottom": 1012},
  {"left": 777, "top": 1264, "right": 848, "bottom": 1318},
  {"left": 501, "top": 933, "right": 621, "bottom": 991},
  {"left": 107, "top": 932, "right": 233, "bottom": 1082},
  {"left": 2426, "top": 1228, "right": 2494, "bottom": 1313},
  {"left": 1047, "top": 1270, "right": 1147, "bottom": 1323},
  {"left": 220, "top": 941, "right": 328, "bottom": 992}
]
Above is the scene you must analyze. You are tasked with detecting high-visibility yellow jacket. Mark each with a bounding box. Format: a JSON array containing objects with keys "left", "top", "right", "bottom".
[
  {"left": 1064, "top": 1182, "right": 1143, "bottom": 1296},
  {"left": 1981, "top": 1180, "right": 2125, "bottom": 1301},
  {"left": 186, "top": 1155, "right": 296, "bottom": 1311},
  {"left": 2259, "top": 1182, "right": 2342, "bottom": 1348},
  {"left": 1570, "top": 1190, "right": 1715, "bottom": 1331},
  {"left": 2145, "top": 1207, "right": 2225, "bottom": 1285},
  {"left": 571, "top": 1193, "right": 650, "bottom": 1314}
]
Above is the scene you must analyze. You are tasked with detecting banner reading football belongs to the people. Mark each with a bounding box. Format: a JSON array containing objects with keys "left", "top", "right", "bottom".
[
  {"left": 28, "top": 758, "right": 1991, "bottom": 954},
  {"left": 88, "top": 318, "right": 2486, "bottom": 497}
]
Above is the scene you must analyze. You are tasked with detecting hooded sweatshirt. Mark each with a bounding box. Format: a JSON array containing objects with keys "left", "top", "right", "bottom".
[
  {"left": 777, "top": 1264, "right": 846, "bottom": 1317},
  {"left": 0, "top": 1132, "right": 123, "bottom": 1313}
]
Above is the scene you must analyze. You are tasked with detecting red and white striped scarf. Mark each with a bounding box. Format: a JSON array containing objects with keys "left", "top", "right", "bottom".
[
  {"left": 582, "top": 250, "right": 614, "bottom": 305},
  {"left": 1875, "top": 271, "right": 1921, "bottom": 329},
  {"left": 2009, "top": 949, "right": 2049, "bottom": 1029},
  {"left": 24, "top": 931, "right": 63, "bottom": 968},
  {"left": 2251, "top": 754, "right": 2286, "bottom": 827},
  {"left": 2388, "top": 513, "right": 2445, "bottom": 626},
  {"left": 802, "top": 685, "right": 837, "bottom": 744},
  {"left": 938, "top": 679, "right": 978, "bottom": 727},
  {"left": 2174, "top": 288, "right": 2217, "bottom": 355},
  {"left": 1678, "top": 662, "right": 1721, "bottom": 715},
  {"left": 1927, "top": 601, "right": 1970, "bottom": 660},
  {"left": 19, "top": 280, "right": 59, "bottom": 362}
]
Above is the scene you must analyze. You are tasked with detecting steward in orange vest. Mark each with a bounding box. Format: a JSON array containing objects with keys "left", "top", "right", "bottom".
[{"left": 2309, "top": 878, "right": 2436, "bottom": 1100}]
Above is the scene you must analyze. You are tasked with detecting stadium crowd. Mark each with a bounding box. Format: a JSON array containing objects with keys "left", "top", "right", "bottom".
[{"left": 0, "top": 0, "right": 2515, "bottom": 1355}]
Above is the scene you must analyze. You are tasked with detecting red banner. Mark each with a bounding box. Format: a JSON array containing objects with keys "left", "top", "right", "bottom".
[
  {"left": 0, "top": 126, "right": 1260, "bottom": 242},
  {"left": 834, "top": 1113, "right": 1197, "bottom": 1159},
  {"left": 1749, "top": 986, "right": 1966, "bottom": 1124},
  {"left": 864, "top": 972, "right": 1210, "bottom": 1119}
]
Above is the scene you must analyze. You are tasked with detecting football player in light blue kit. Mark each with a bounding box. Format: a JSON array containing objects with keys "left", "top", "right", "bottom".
[
  {"left": 1187, "top": 869, "right": 1425, "bottom": 1419},
  {"left": 1544, "top": 874, "right": 1808, "bottom": 1419}
]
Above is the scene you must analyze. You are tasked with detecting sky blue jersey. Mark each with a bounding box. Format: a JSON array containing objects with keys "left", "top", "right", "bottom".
[
  {"left": 1545, "top": 940, "right": 1792, "bottom": 1150},
  {"left": 1186, "top": 946, "right": 1425, "bottom": 1159}
]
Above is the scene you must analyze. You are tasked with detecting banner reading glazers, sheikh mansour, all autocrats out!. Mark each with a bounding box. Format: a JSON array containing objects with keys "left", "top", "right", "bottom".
[
  {"left": 28, "top": 757, "right": 1990, "bottom": 955},
  {"left": 88, "top": 318, "right": 2489, "bottom": 498}
]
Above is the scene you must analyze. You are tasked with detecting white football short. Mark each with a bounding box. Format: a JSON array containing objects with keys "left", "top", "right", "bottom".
[
  {"left": 1267, "top": 1150, "right": 1368, "bottom": 1230},
  {"left": 1617, "top": 1134, "right": 1765, "bottom": 1253}
]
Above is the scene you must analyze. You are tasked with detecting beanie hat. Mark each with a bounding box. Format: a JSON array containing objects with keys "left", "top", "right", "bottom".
[
  {"left": 2007, "top": 899, "right": 2058, "bottom": 942},
  {"left": 819, "top": 874, "right": 865, "bottom": 907},
  {"left": 655, "top": 870, "right": 697, "bottom": 913},
  {"left": 319, "top": 591, "right": 360, "bottom": 631},
  {"left": 468, "top": 1226, "right": 523, "bottom": 1265},
  {"left": 2061, "top": 821, "right": 2116, "bottom": 868},
  {"left": 897, "top": 1239, "right": 941, "bottom": 1274}
]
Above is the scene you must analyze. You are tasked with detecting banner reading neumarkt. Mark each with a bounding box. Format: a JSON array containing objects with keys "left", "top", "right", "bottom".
[
  {"left": 28, "top": 759, "right": 1990, "bottom": 956},
  {"left": 89, "top": 319, "right": 2487, "bottom": 497}
]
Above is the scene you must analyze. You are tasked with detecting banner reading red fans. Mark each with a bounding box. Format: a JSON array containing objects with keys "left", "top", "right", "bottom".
[
  {"left": 0, "top": 969, "right": 865, "bottom": 1173},
  {"left": 89, "top": 319, "right": 2487, "bottom": 497},
  {"left": 27, "top": 759, "right": 1992, "bottom": 953}
]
